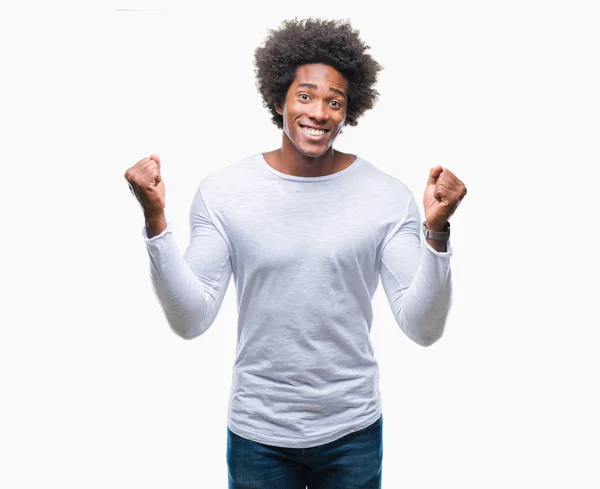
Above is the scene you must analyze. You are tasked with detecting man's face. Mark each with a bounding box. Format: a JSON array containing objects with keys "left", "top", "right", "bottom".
[{"left": 276, "top": 63, "right": 348, "bottom": 158}]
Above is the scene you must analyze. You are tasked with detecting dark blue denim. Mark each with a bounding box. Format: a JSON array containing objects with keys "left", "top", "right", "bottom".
[{"left": 226, "top": 414, "right": 383, "bottom": 489}]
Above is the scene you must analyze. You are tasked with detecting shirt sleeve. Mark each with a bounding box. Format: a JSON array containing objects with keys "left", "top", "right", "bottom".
[
  {"left": 142, "top": 187, "right": 233, "bottom": 339},
  {"left": 379, "top": 196, "right": 453, "bottom": 346}
]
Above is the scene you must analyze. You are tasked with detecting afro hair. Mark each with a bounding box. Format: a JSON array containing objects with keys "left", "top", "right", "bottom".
[{"left": 253, "top": 17, "right": 383, "bottom": 129}]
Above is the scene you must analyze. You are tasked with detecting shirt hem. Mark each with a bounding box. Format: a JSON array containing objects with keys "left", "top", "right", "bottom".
[{"left": 226, "top": 407, "right": 383, "bottom": 449}]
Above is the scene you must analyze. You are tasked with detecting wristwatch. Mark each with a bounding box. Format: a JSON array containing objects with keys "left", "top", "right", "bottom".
[{"left": 422, "top": 221, "right": 450, "bottom": 241}]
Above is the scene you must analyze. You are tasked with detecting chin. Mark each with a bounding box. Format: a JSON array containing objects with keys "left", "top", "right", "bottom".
[
  {"left": 295, "top": 141, "right": 331, "bottom": 158},
  {"left": 300, "top": 148, "right": 326, "bottom": 158}
]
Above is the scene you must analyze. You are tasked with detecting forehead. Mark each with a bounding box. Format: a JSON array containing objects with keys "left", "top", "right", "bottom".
[{"left": 291, "top": 63, "right": 349, "bottom": 93}]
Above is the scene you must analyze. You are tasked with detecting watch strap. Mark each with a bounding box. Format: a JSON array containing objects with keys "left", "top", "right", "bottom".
[{"left": 422, "top": 221, "right": 450, "bottom": 241}]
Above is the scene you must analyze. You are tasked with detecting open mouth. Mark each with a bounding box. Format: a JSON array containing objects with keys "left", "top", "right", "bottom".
[{"left": 300, "top": 125, "right": 329, "bottom": 138}]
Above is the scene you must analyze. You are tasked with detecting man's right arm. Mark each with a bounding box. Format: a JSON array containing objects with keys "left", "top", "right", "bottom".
[{"left": 143, "top": 187, "right": 233, "bottom": 339}]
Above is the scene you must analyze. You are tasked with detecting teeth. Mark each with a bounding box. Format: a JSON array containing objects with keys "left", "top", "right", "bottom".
[{"left": 302, "top": 126, "right": 326, "bottom": 136}]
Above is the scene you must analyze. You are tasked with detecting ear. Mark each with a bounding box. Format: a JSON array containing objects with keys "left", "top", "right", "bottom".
[{"left": 275, "top": 103, "right": 283, "bottom": 115}]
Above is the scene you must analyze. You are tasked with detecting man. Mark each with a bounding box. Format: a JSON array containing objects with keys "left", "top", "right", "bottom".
[{"left": 125, "top": 17, "right": 466, "bottom": 489}]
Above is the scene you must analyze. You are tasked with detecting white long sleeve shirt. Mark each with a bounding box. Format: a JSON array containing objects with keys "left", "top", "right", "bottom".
[{"left": 142, "top": 152, "right": 453, "bottom": 448}]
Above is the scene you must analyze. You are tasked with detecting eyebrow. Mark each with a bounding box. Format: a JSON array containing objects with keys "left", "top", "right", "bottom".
[{"left": 297, "top": 83, "right": 346, "bottom": 99}]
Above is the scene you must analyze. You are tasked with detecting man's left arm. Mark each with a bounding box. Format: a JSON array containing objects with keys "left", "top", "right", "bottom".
[{"left": 379, "top": 166, "right": 467, "bottom": 347}]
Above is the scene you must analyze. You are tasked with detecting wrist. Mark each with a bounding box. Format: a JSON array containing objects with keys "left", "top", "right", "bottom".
[
  {"left": 144, "top": 209, "right": 165, "bottom": 221},
  {"left": 426, "top": 237, "right": 447, "bottom": 252},
  {"left": 422, "top": 221, "right": 450, "bottom": 242},
  {"left": 144, "top": 212, "right": 167, "bottom": 239},
  {"left": 425, "top": 220, "right": 449, "bottom": 233}
]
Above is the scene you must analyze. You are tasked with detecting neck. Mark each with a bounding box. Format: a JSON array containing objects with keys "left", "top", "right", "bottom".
[{"left": 269, "top": 134, "right": 340, "bottom": 177}]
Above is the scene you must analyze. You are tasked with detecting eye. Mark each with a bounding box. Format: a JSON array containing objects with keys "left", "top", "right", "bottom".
[
  {"left": 330, "top": 100, "right": 343, "bottom": 108},
  {"left": 299, "top": 93, "right": 310, "bottom": 101}
]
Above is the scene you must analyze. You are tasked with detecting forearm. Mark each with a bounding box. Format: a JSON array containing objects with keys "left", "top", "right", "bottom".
[
  {"left": 144, "top": 227, "right": 210, "bottom": 339},
  {"left": 400, "top": 244, "right": 452, "bottom": 346}
]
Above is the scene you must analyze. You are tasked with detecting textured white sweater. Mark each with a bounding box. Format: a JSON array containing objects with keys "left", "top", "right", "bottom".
[{"left": 143, "top": 153, "right": 453, "bottom": 448}]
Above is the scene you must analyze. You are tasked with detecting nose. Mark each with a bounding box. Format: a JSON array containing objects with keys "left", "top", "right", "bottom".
[{"left": 307, "top": 101, "right": 328, "bottom": 122}]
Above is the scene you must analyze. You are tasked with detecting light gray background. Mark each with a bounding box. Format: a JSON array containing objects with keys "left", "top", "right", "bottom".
[{"left": 1, "top": 1, "right": 598, "bottom": 487}]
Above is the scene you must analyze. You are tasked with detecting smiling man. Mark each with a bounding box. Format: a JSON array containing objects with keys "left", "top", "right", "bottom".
[
  {"left": 125, "top": 17, "right": 466, "bottom": 489},
  {"left": 264, "top": 63, "right": 353, "bottom": 177}
]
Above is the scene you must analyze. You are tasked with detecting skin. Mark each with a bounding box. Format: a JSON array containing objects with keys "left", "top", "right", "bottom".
[
  {"left": 263, "top": 63, "right": 356, "bottom": 178},
  {"left": 124, "top": 154, "right": 167, "bottom": 238},
  {"left": 423, "top": 165, "right": 467, "bottom": 252}
]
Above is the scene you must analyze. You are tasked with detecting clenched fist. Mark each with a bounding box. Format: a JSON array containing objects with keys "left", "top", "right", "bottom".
[
  {"left": 124, "top": 154, "right": 165, "bottom": 216},
  {"left": 423, "top": 165, "right": 467, "bottom": 231}
]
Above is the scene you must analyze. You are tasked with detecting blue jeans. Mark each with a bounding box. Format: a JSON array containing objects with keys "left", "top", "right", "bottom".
[{"left": 226, "top": 414, "right": 383, "bottom": 489}]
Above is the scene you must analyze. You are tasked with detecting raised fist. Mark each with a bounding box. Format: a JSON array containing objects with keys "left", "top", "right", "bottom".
[
  {"left": 423, "top": 165, "right": 467, "bottom": 230},
  {"left": 124, "top": 154, "right": 165, "bottom": 215}
]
